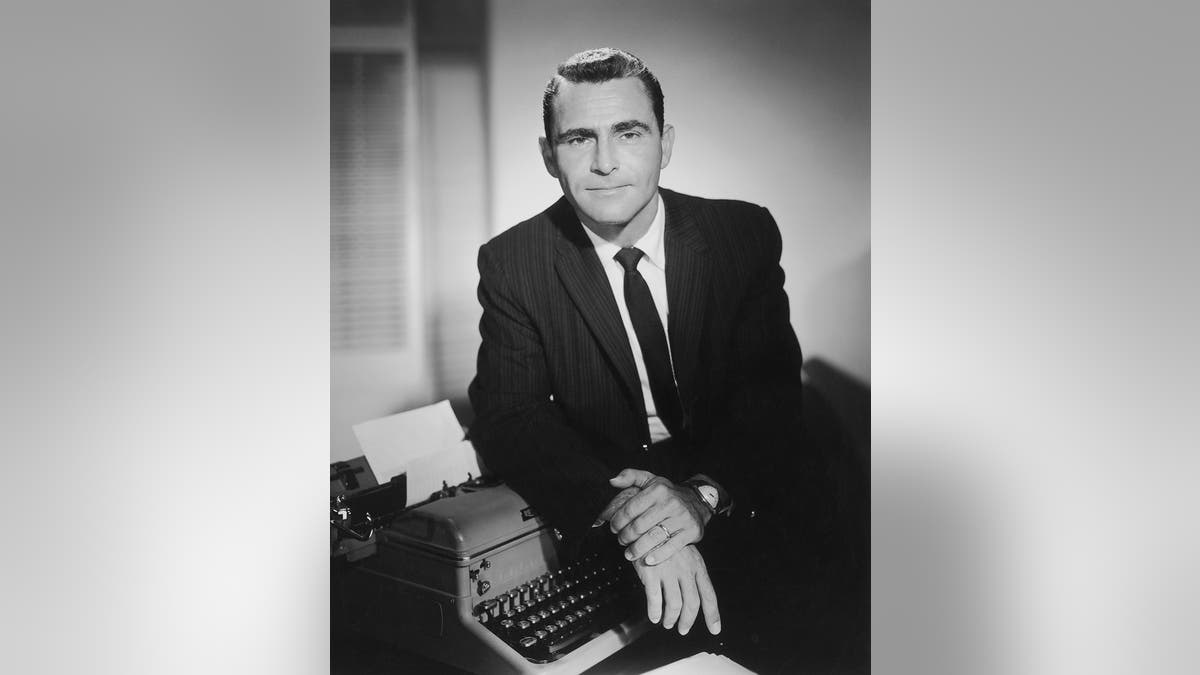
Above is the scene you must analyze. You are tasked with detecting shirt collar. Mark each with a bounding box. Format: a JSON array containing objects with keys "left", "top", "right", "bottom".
[{"left": 580, "top": 193, "right": 667, "bottom": 270}]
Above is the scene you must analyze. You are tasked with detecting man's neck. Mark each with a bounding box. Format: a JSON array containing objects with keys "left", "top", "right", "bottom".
[{"left": 579, "top": 191, "right": 660, "bottom": 247}]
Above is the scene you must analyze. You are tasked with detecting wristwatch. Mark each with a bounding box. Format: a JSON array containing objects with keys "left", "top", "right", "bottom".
[{"left": 687, "top": 482, "right": 720, "bottom": 514}]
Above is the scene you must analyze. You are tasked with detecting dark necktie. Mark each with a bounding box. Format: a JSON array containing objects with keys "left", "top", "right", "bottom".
[{"left": 614, "top": 247, "right": 683, "bottom": 437}]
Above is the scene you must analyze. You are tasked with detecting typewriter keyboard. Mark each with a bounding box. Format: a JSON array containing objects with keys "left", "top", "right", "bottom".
[{"left": 473, "top": 554, "right": 644, "bottom": 664}]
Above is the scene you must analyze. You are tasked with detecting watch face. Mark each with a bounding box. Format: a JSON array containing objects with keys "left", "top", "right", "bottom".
[{"left": 697, "top": 485, "right": 719, "bottom": 509}]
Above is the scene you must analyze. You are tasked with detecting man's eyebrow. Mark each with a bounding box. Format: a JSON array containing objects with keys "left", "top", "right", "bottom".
[
  {"left": 613, "top": 120, "right": 652, "bottom": 133},
  {"left": 556, "top": 128, "right": 597, "bottom": 141}
]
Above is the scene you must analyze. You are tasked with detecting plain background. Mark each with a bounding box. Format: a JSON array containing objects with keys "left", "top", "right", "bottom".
[{"left": 2, "top": 1, "right": 1198, "bottom": 674}]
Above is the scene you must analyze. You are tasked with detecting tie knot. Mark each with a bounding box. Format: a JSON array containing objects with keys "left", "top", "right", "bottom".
[{"left": 614, "top": 247, "right": 645, "bottom": 273}]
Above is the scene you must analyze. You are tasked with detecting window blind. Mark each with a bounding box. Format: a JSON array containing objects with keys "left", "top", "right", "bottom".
[{"left": 330, "top": 52, "right": 409, "bottom": 350}]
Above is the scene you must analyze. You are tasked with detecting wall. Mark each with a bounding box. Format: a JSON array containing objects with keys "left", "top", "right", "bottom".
[
  {"left": 486, "top": 0, "right": 870, "bottom": 383},
  {"left": 330, "top": 1, "right": 490, "bottom": 462}
]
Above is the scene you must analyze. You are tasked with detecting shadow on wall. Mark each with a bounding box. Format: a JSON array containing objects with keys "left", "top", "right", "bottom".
[
  {"left": 804, "top": 356, "right": 870, "bottom": 464},
  {"left": 801, "top": 357, "right": 870, "bottom": 570}
]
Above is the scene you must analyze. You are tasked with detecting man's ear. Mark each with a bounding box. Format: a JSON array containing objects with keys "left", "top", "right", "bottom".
[
  {"left": 538, "top": 137, "right": 560, "bottom": 178},
  {"left": 659, "top": 124, "right": 675, "bottom": 170}
]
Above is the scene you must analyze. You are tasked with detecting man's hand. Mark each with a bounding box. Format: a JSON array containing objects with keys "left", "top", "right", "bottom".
[
  {"left": 632, "top": 543, "right": 721, "bottom": 635},
  {"left": 593, "top": 485, "right": 640, "bottom": 527},
  {"left": 608, "top": 469, "right": 712, "bottom": 565}
]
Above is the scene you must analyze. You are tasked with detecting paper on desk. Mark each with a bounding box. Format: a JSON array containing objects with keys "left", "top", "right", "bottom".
[
  {"left": 352, "top": 400, "right": 481, "bottom": 506},
  {"left": 643, "top": 652, "right": 755, "bottom": 675}
]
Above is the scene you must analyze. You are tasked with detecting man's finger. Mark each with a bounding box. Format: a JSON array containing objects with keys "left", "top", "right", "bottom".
[
  {"left": 610, "top": 479, "right": 670, "bottom": 533},
  {"left": 643, "top": 574, "right": 662, "bottom": 624},
  {"left": 696, "top": 564, "right": 722, "bottom": 635},
  {"left": 644, "top": 533, "right": 687, "bottom": 566},
  {"left": 617, "top": 509, "right": 664, "bottom": 546},
  {"left": 661, "top": 578, "right": 683, "bottom": 630},
  {"left": 608, "top": 468, "right": 656, "bottom": 489},
  {"left": 597, "top": 486, "right": 638, "bottom": 524},
  {"left": 624, "top": 522, "right": 672, "bottom": 561},
  {"left": 609, "top": 490, "right": 652, "bottom": 533},
  {"left": 677, "top": 575, "right": 701, "bottom": 635}
]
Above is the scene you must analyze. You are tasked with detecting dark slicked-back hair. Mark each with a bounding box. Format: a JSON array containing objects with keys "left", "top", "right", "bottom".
[{"left": 542, "top": 47, "right": 665, "bottom": 142}]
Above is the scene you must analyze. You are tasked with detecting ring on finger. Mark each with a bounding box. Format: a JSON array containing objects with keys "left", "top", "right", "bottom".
[{"left": 655, "top": 522, "right": 674, "bottom": 539}]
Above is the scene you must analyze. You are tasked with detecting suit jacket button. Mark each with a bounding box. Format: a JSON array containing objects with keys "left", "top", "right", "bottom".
[{"left": 641, "top": 443, "right": 649, "bottom": 452}]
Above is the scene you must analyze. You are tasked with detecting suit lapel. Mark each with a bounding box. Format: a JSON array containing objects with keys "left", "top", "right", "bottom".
[
  {"left": 550, "top": 199, "right": 644, "bottom": 407},
  {"left": 662, "top": 189, "right": 710, "bottom": 412}
]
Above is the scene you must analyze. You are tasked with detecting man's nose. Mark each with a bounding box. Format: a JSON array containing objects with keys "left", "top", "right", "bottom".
[{"left": 590, "top": 137, "right": 617, "bottom": 175}]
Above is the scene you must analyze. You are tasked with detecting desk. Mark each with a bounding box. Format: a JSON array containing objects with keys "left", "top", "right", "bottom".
[{"left": 331, "top": 625, "right": 746, "bottom": 675}]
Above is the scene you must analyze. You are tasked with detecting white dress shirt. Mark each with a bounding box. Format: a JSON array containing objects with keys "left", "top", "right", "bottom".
[{"left": 580, "top": 193, "right": 675, "bottom": 443}]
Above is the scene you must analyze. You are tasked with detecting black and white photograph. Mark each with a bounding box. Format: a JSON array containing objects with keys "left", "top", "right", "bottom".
[
  {"left": 329, "top": 1, "right": 869, "bottom": 673},
  {"left": 10, "top": 1, "right": 1199, "bottom": 674}
]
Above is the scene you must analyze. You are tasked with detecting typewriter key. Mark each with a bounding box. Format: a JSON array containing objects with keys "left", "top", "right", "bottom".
[{"left": 519, "top": 636, "right": 537, "bottom": 648}]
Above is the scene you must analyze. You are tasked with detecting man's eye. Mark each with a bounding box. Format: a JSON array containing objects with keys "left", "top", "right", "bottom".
[
  {"left": 563, "top": 137, "right": 588, "bottom": 146},
  {"left": 620, "top": 132, "right": 642, "bottom": 140}
]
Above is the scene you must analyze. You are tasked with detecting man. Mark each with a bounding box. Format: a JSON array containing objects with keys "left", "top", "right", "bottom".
[{"left": 468, "top": 48, "right": 821, "bottom": 669}]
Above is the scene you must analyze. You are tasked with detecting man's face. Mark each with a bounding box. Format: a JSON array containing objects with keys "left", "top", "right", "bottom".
[{"left": 539, "top": 77, "right": 674, "bottom": 236}]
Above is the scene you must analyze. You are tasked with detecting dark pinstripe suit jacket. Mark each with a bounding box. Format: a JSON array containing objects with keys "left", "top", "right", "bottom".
[{"left": 468, "top": 188, "right": 804, "bottom": 553}]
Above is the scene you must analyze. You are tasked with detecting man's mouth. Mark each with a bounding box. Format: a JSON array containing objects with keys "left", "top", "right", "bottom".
[{"left": 586, "top": 185, "right": 630, "bottom": 194}]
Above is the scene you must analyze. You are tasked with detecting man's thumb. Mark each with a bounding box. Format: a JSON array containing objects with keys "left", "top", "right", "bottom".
[
  {"left": 609, "top": 469, "right": 635, "bottom": 487},
  {"left": 609, "top": 468, "right": 652, "bottom": 488}
]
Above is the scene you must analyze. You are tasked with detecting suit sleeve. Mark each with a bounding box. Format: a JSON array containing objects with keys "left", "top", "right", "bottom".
[
  {"left": 468, "top": 243, "right": 621, "bottom": 556},
  {"left": 691, "top": 207, "right": 807, "bottom": 513}
]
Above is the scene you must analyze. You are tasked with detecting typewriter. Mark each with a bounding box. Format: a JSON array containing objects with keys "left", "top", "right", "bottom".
[{"left": 334, "top": 474, "right": 649, "bottom": 674}]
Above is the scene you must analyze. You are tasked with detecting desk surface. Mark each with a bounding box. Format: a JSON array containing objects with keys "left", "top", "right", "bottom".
[{"left": 331, "top": 624, "right": 746, "bottom": 675}]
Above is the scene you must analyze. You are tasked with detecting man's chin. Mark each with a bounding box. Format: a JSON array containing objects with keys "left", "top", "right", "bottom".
[
  {"left": 568, "top": 190, "right": 655, "bottom": 230},
  {"left": 577, "top": 206, "right": 635, "bottom": 229}
]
